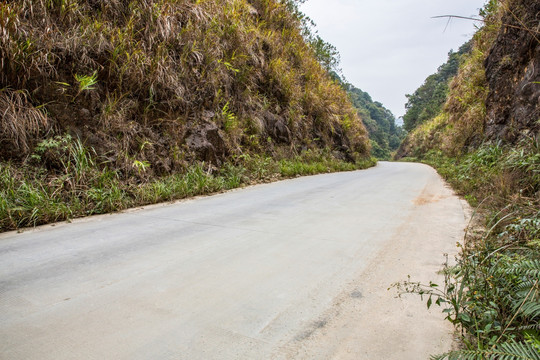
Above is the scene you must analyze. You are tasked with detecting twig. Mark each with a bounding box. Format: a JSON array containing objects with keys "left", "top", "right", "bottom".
[
  {"left": 432, "top": 15, "right": 485, "bottom": 23},
  {"left": 432, "top": 15, "right": 540, "bottom": 35}
]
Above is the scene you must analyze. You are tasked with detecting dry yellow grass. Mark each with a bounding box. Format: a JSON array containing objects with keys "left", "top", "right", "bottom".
[{"left": 0, "top": 0, "right": 369, "bottom": 173}]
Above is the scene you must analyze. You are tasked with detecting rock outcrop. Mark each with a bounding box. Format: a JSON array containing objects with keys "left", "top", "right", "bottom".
[{"left": 484, "top": 0, "right": 540, "bottom": 141}]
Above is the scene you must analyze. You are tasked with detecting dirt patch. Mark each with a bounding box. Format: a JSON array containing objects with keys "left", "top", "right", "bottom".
[
  {"left": 413, "top": 181, "right": 449, "bottom": 205},
  {"left": 413, "top": 194, "right": 443, "bottom": 205}
]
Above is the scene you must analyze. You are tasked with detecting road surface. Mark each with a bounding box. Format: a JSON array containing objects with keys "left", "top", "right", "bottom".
[{"left": 0, "top": 162, "right": 468, "bottom": 359}]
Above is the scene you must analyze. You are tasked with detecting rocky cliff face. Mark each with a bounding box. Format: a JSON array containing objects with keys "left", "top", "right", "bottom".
[{"left": 484, "top": 0, "right": 540, "bottom": 141}]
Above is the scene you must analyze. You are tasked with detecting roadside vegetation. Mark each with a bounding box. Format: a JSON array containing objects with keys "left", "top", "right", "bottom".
[
  {"left": 399, "top": 138, "right": 540, "bottom": 359},
  {"left": 395, "top": 0, "right": 540, "bottom": 358},
  {"left": 0, "top": 134, "right": 374, "bottom": 231}
]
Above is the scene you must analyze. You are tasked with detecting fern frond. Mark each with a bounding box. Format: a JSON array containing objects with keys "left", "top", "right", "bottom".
[
  {"left": 496, "top": 341, "right": 540, "bottom": 360},
  {"left": 518, "top": 323, "right": 540, "bottom": 331},
  {"left": 430, "top": 353, "right": 449, "bottom": 360},
  {"left": 518, "top": 301, "right": 540, "bottom": 320},
  {"left": 505, "top": 260, "right": 540, "bottom": 278},
  {"left": 434, "top": 341, "right": 540, "bottom": 360},
  {"left": 515, "top": 280, "right": 538, "bottom": 293}
]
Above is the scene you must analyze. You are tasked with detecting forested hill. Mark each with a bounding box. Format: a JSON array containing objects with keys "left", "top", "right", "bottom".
[
  {"left": 402, "top": 41, "right": 472, "bottom": 132},
  {"left": 342, "top": 81, "right": 404, "bottom": 159},
  {"left": 0, "top": 0, "right": 373, "bottom": 231}
]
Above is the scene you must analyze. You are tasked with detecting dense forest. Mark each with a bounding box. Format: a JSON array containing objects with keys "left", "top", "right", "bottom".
[{"left": 396, "top": 0, "right": 539, "bottom": 357}]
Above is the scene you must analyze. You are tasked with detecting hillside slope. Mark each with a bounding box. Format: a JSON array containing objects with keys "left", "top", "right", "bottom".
[
  {"left": 397, "top": 0, "right": 539, "bottom": 158},
  {"left": 0, "top": 0, "right": 372, "bottom": 230},
  {"left": 402, "top": 41, "right": 472, "bottom": 133},
  {"left": 1, "top": 0, "right": 370, "bottom": 167}
]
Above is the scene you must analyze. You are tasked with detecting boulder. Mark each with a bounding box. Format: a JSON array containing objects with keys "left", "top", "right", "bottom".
[
  {"left": 185, "top": 122, "right": 227, "bottom": 164},
  {"left": 263, "top": 111, "right": 291, "bottom": 143}
]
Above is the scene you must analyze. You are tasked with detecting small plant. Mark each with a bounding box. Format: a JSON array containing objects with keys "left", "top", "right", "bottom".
[
  {"left": 74, "top": 71, "right": 98, "bottom": 94},
  {"left": 221, "top": 102, "right": 238, "bottom": 132},
  {"left": 220, "top": 163, "right": 246, "bottom": 189},
  {"left": 132, "top": 160, "right": 151, "bottom": 174},
  {"left": 218, "top": 59, "right": 240, "bottom": 74}
]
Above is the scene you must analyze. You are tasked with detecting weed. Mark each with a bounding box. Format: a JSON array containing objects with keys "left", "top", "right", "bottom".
[
  {"left": 0, "top": 88, "right": 48, "bottom": 154},
  {"left": 74, "top": 71, "right": 98, "bottom": 94},
  {"left": 133, "top": 160, "right": 151, "bottom": 174}
]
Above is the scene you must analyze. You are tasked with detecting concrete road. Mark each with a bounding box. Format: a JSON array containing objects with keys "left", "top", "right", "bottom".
[{"left": 0, "top": 162, "right": 467, "bottom": 359}]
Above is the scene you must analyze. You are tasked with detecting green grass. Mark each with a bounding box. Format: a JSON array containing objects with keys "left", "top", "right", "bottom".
[
  {"left": 0, "top": 139, "right": 375, "bottom": 232},
  {"left": 279, "top": 155, "right": 363, "bottom": 177}
]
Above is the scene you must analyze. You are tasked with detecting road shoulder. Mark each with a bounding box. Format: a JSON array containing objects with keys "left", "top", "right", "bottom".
[{"left": 280, "top": 168, "right": 469, "bottom": 360}]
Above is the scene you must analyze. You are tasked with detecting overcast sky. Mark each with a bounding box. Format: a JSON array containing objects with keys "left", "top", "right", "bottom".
[{"left": 300, "top": 0, "right": 486, "bottom": 119}]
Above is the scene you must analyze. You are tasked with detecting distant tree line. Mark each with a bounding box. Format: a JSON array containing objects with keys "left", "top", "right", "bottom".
[
  {"left": 336, "top": 77, "right": 404, "bottom": 159},
  {"left": 286, "top": 0, "right": 404, "bottom": 159}
]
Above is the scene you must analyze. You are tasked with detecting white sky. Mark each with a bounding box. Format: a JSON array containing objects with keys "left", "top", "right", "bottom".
[{"left": 300, "top": 0, "right": 486, "bottom": 118}]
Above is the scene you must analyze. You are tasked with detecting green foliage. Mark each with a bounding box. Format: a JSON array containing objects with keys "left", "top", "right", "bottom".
[
  {"left": 281, "top": 0, "right": 341, "bottom": 73},
  {"left": 339, "top": 80, "right": 405, "bottom": 159},
  {"left": 0, "top": 139, "right": 375, "bottom": 232},
  {"left": 74, "top": 71, "right": 98, "bottom": 94},
  {"left": 309, "top": 35, "right": 341, "bottom": 73},
  {"left": 434, "top": 340, "right": 540, "bottom": 360},
  {"left": 278, "top": 149, "right": 367, "bottom": 176},
  {"left": 403, "top": 41, "right": 472, "bottom": 132}
]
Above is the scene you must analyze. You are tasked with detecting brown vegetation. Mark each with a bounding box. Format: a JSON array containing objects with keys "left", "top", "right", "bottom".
[{"left": 0, "top": 0, "right": 369, "bottom": 178}]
